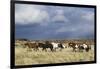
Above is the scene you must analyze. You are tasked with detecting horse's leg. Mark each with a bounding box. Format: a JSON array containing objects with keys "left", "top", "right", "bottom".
[
  {"left": 34, "top": 48, "right": 38, "bottom": 51},
  {"left": 50, "top": 47, "right": 54, "bottom": 52},
  {"left": 78, "top": 48, "right": 81, "bottom": 52},
  {"left": 85, "top": 48, "right": 89, "bottom": 52},
  {"left": 73, "top": 48, "right": 75, "bottom": 52},
  {"left": 36, "top": 47, "right": 39, "bottom": 51},
  {"left": 45, "top": 48, "right": 47, "bottom": 52},
  {"left": 54, "top": 48, "right": 56, "bottom": 52},
  {"left": 53, "top": 48, "right": 56, "bottom": 52},
  {"left": 42, "top": 48, "right": 47, "bottom": 52},
  {"left": 73, "top": 48, "right": 77, "bottom": 52},
  {"left": 34, "top": 47, "right": 38, "bottom": 51},
  {"left": 78, "top": 47, "right": 82, "bottom": 52},
  {"left": 33, "top": 48, "right": 35, "bottom": 51},
  {"left": 74, "top": 49, "right": 77, "bottom": 52},
  {"left": 42, "top": 48, "right": 45, "bottom": 51}
]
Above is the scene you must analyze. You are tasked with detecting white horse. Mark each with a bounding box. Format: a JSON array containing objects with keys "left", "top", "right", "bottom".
[
  {"left": 51, "top": 42, "right": 65, "bottom": 51},
  {"left": 83, "top": 44, "right": 88, "bottom": 48},
  {"left": 51, "top": 42, "right": 58, "bottom": 50}
]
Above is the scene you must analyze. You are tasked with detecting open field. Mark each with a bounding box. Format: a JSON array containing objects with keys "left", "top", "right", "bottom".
[{"left": 15, "top": 46, "right": 94, "bottom": 65}]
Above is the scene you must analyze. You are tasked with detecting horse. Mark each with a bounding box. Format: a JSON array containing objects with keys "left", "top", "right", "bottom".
[
  {"left": 51, "top": 42, "right": 64, "bottom": 51},
  {"left": 68, "top": 42, "right": 91, "bottom": 52},
  {"left": 38, "top": 41, "right": 54, "bottom": 52},
  {"left": 24, "top": 42, "right": 39, "bottom": 51},
  {"left": 68, "top": 42, "right": 78, "bottom": 52},
  {"left": 78, "top": 44, "right": 91, "bottom": 52}
]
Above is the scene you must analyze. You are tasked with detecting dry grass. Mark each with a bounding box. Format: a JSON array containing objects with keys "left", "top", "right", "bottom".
[{"left": 15, "top": 46, "right": 94, "bottom": 66}]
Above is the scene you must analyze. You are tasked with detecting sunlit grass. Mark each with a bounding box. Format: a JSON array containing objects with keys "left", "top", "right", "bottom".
[{"left": 15, "top": 46, "right": 94, "bottom": 65}]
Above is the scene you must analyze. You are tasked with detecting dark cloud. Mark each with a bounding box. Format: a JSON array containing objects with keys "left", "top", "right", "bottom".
[{"left": 15, "top": 4, "right": 95, "bottom": 40}]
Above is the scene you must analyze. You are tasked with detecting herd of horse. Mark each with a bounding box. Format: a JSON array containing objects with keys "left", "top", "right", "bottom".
[{"left": 16, "top": 41, "right": 92, "bottom": 52}]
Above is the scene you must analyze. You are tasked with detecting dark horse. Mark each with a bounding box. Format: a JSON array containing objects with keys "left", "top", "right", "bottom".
[
  {"left": 78, "top": 44, "right": 91, "bottom": 52},
  {"left": 58, "top": 43, "right": 64, "bottom": 51},
  {"left": 38, "top": 41, "right": 54, "bottom": 52}
]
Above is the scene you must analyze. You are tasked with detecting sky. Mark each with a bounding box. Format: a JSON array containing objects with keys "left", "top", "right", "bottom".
[{"left": 15, "top": 4, "right": 95, "bottom": 40}]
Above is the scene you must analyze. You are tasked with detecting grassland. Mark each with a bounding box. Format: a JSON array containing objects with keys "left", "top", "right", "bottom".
[{"left": 15, "top": 46, "right": 94, "bottom": 66}]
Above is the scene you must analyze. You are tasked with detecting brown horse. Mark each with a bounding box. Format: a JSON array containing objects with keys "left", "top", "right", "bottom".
[
  {"left": 68, "top": 42, "right": 77, "bottom": 52},
  {"left": 24, "top": 42, "right": 39, "bottom": 51}
]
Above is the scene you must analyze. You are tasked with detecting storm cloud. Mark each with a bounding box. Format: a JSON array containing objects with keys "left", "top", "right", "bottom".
[{"left": 15, "top": 4, "right": 95, "bottom": 40}]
